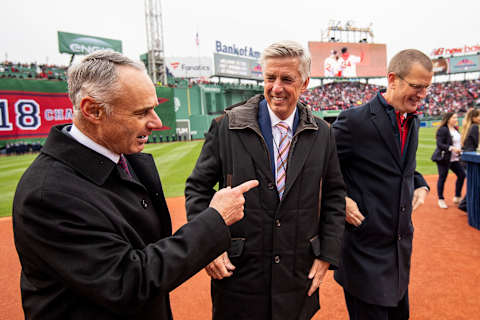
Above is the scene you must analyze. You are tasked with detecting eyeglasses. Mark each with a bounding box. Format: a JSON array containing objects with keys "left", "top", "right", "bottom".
[{"left": 397, "top": 74, "right": 430, "bottom": 91}]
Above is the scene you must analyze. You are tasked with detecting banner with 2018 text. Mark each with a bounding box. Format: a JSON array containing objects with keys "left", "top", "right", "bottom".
[
  {"left": 0, "top": 91, "right": 73, "bottom": 140},
  {"left": 0, "top": 78, "right": 176, "bottom": 145}
]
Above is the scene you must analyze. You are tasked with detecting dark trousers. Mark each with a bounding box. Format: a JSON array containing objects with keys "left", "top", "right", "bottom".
[
  {"left": 344, "top": 289, "right": 409, "bottom": 320},
  {"left": 436, "top": 161, "right": 466, "bottom": 199}
]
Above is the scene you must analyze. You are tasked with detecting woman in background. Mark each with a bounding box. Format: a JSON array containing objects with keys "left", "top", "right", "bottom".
[
  {"left": 457, "top": 108, "right": 480, "bottom": 212},
  {"left": 431, "top": 112, "right": 465, "bottom": 209},
  {"left": 461, "top": 108, "right": 480, "bottom": 152}
]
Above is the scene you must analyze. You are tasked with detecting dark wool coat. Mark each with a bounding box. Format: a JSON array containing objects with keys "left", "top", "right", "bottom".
[
  {"left": 13, "top": 124, "right": 231, "bottom": 320},
  {"left": 431, "top": 125, "right": 455, "bottom": 163},
  {"left": 463, "top": 124, "right": 479, "bottom": 152},
  {"left": 333, "top": 94, "right": 429, "bottom": 307},
  {"left": 185, "top": 95, "right": 346, "bottom": 320}
]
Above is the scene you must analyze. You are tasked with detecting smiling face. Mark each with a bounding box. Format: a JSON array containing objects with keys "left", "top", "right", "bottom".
[
  {"left": 385, "top": 62, "right": 433, "bottom": 114},
  {"left": 95, "top": 66, "right": 163, "bottom": 154},
  {"left": 263, "top": 56, "right": 309, "bottom": 120},
  {"left": 448, "top": 113, "right": 458, "bottom": 127}
]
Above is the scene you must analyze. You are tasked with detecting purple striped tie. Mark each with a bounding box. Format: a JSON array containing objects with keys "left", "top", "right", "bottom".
[
  {"left": 275, "top": 122, "right": 291, "bottom": 199},
  {"left": 118, "top": 154, "right": 132, "bottom": 177}
]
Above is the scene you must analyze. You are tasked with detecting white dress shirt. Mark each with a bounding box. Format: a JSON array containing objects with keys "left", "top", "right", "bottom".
[{"left": 69, "top": 124, "right": 120, "bottom": 164}]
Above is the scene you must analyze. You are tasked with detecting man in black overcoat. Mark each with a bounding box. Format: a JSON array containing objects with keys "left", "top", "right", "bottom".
[
  {"left": 185, "top": 41, "right": 346, "bottom": 319},
  {"left": 333, "top": 49, "right": 433, "bottom": 319},
  {"left": 12, "top": 50, "right": 258, "bottom": 320}
]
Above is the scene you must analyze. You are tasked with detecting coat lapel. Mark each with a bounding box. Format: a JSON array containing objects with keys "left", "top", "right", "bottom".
[
  {"left": 282, "top": 129, "right": 316, "bottom": 200},
  {"left": 402, "top": 116, "right": 419, "bottom": 170},
  {"left": 228, "top": 95, "right": 275, "bottom": 183},
  {"left": 369, "top": 102, "right": 402, "bottom": 170},
  {"left": 237, "top": 131, "right": 275, "bottom": 182},
  {"left": 282, "top": 104, "right": 317, "bottom": 200}
]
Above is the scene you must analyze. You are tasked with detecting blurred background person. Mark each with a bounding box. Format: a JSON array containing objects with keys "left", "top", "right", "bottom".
[
  {"left": 338, "top": 47, "right": 364, "bottom": 77},
  {"left": 324, "top": 50, "right": 340, "bottom": 77},
  {"left": 461, "top": 108, "right": 480, "bottom": 152},
  {"left": 431, "top": 112, "right": 465, "bottom": 209}
]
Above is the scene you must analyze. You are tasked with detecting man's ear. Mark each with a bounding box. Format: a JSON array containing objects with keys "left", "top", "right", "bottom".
[
  {"left": 79, "top": 96, "right": 104, "bottom": 124},
  {"left": 301, "top": 77, "right": 310, "bottom": 92},
  {"left": 387, "top": 72, "right": 397, "bottom": 89}
]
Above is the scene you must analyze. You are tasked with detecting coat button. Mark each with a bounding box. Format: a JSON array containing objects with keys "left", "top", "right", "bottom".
[
  {"left": 275, "top": 219, "right": 281, "bottom": 227},
  {"left": 267, "top": 183, "right": 275, "bottom": 190},
  {"left": 400, "top": 206, "right": 406, "bottom": 213},
  {"left": 274, "top": 255, "right": 280, "bottom": 264},
  {"left": 141, "top": 199, "right": 148, "bottom": 209}
]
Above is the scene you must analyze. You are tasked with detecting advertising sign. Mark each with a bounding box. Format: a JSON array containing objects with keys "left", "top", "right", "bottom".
[
  {"left": 58, "top": 31, "right": 122, "bottom": 55},
  {"left": 309, "top": 42, "right": 387, "bottom": 78},
  {"left": 213, "top": 53, "right": 262, "bottom": 80},
  {"left": 430, "top": 44, "right": 480, "bottom": 57},
  {"left": 165, "top": 57, "right": 212, "bottom": 78},
  {"left": 215, "top": 40, "right": 261, "bottom": 59},
  {"left": 448, "top": 55, "right": 480, "bottom": 73},
  {"left": 432, "top": 57, "right": 449, "bottom": 74}
]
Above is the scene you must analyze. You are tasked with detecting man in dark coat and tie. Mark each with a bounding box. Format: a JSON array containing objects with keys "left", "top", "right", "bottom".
[
  {"left": 12, "top": 50, "right": 258, "bottom": 320},
  {"left": 185, "top": 41, "right": 346, "bottom": 319},
  {"left": 333, "top": 49, "right": 432, "bottom": 319}
]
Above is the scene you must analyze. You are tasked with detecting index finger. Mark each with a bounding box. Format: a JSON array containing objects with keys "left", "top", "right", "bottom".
[{"left": 232, "top": 180, "right": 259, "bottom": 193}]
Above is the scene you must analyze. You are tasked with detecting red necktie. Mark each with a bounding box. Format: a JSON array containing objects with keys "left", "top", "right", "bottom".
[{"left": 118, "top": 154, "right": 132, "bottom": 177}]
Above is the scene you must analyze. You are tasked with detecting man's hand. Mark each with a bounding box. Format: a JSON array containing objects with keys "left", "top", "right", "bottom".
[
  {"left": 412, "top": 187, "right": 429, "bottom": 211},
  {"left": 307, "top": 259, "right": 330, "bottom": 296},
  {"left": 209, "top": 180, "right": 259, "bottom": 226},
  {"left": 345, "top": 196, "right": 365, "bottom": 227},
  {"left": 205, "top": 252, "right": 235, "bottom": 280}
]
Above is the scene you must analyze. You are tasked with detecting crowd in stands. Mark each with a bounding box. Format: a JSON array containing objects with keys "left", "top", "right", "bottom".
[
  {"left": 1, "top": 142, "right": 43, "bottom": 156},
  {"left": 300, "top": 82, "right": 383, "bottom": 111},
  {"left": 300, "top": 79, "right": 480, "bottom": 117},
  {"left": 0, "top": 61, "right": 67, "bottom": 80},
  {"left": 421, "top": 79, "right": 480, "bottom": 116},
  {"left": 2, "top": 59, "right": 479, "bottom": 117}
]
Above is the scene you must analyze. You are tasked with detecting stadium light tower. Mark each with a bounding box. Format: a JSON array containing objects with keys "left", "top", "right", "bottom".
[{"left": 145, "top": 0, "right": 167, "bottom": 85}]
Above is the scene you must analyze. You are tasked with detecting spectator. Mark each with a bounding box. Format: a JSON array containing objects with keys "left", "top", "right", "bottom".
[
  {"left": 431, "top": 112, "right": 466, "bottom": 208},
  {"left": 461, "top": 108, "right": 480, "bottom": 152}
]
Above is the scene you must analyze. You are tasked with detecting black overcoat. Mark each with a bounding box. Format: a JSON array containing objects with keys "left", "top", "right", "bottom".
[
  {"left": 13, "top": 124, "right": 231, "bottom": 320},
  {"left": 463, "top": 124, "right": 479, "bottom": 152},
  {"left": 185, "top": 95, "right": 346, "bottom": 320},
  {"left": 332, "top": 94, "right": 428, "bottom": 307}
]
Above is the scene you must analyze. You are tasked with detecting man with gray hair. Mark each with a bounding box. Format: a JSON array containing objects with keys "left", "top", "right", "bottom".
[
  {"left": 333, "top": 49, "right": 432, "bottom": 319},
  {"left": 13, "top": 50, "right": 258, "bottom": 320},
  {"left": 185, "top": 40, "right": 345, "bottom": 319}
]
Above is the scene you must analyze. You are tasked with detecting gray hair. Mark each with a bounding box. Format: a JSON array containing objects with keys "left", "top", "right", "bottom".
[
  {"left": 260, "top": 40, "right": 311, "bottom": 82},
  {"left": 387, "top": 49, "right": 433, "bottom": 78},
  {"left": 67, "top": 50, "right": 146, "bottom": 116}
]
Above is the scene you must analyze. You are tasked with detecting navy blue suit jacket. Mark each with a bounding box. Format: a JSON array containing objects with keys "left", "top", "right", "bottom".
[{"left": 257, "top": 99, "right": 299, "bottom": 177}]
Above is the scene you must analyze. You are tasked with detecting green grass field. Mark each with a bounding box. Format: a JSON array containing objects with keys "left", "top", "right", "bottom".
[{"left": 0, "top": 128, "right": 438, "bottom": 217}]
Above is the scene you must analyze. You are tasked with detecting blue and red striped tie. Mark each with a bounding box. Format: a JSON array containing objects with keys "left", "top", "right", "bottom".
[{"left": 275, "top": 122, "right": 291, "bottom": 200}]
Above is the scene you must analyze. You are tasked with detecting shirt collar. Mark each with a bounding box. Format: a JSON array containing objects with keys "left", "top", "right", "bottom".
[
  {"left": 266, "top": 103, "right": 296, "bottom": 131},
  {"left": 69, "top": 124, "right": 120, "bottom": 164}
]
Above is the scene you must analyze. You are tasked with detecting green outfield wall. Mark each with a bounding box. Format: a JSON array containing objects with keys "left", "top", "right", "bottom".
[
  {"left": 174, "top": 84, "right": 263, "bottom": 139},
  {"left": 0, "top": 78, "right": 176, "bottom": 147}
]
